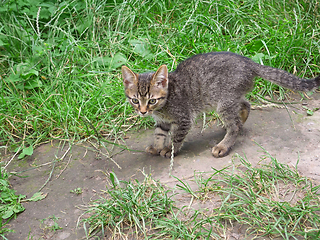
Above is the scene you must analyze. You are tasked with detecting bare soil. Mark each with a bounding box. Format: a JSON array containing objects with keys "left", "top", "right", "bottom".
[{"left": 3, "top": 93, "right": 320, "bottom": 239}]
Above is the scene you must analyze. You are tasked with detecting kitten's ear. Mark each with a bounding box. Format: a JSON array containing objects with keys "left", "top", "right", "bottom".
[
  {"left": 122, "top": 66, "right": 137, "bottom": 88},
  {"left": 151, "top": 65, "right": 168, "bottom": 88}
]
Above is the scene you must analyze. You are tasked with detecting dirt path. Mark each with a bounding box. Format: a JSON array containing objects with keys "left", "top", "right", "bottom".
[{"left": 4, "top": 93, "right": 320, "bottom": 239}]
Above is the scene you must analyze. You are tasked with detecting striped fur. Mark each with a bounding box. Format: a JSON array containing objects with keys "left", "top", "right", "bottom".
[{"left": 122, "top": 52, "right": 320, "bottom": 158}]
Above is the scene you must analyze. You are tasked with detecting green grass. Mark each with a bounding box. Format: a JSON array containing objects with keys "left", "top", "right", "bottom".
[
  {"left": 81, "top": 172, "right": 175, "bottom": 238},
  {"left": 40, "top": 215, "right": 62, "bottom": 233},
  {"left": 81, "top": 154, "right": 320, "bottom": 239},
  {"left": 0, "top": 0, "right": 319, "bottom": 152},
  {"left": 206, "top": 154, "right": 320, "bottom": 239}
]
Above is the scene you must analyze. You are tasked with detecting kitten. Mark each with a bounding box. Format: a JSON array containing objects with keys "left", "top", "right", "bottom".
[{"left": 122, "top": 52, "right": 320, "bottom": 158}]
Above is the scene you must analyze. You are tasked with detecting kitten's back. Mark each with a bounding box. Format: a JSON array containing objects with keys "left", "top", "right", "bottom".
[{"left": 166, "top": 52, "right": 255, "bottom": 112}]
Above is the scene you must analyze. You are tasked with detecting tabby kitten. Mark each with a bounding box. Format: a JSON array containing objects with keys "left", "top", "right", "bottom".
[{"left": 122, "top": 52, "right": 320, "bottom": 158}]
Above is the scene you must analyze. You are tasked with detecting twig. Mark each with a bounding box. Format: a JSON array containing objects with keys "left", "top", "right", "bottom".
[
  {"left": 38, "top": 145, "right": 71, "bottom": 191},
  {"left": 96, "top": 150, "right": 122, "bottom": 169},
  {"left": 282, "top": 100, "right": 296, "bottom": 131},
  {"left": 38, "top": 161, "right": 56, "bottom": 192},
  {"left": 4, "top": 146, "right": 21, "bottom": 170},
  {"left": 56, "top": 154, "right": 72, "bottom": 179},
  {"left": 59, "top": 145, "right": 72, "bottom": 162},
  {"left": 10, "top": 160, "right": 56, "bottom": 175}
]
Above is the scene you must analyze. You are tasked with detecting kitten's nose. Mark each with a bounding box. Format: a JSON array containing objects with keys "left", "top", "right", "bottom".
[{"left": 140, "top": 111, "right": 147, "bottom": 115}]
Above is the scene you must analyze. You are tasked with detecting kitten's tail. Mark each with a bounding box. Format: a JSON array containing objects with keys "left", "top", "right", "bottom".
[{"left": 253, "top": 63, "right": 320, "bottom": 91}]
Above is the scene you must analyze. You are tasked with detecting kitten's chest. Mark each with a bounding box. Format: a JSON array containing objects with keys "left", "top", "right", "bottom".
[{"left": 152, "top": 108, "right": 176, "bottom": 123}]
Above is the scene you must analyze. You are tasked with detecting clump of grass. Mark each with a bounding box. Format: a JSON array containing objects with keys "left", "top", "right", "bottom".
[
  {"left": 193, "top": 153, "right": 320, "bottom": 239},
  {"left": 153, "top": 208, "right": 223, "bottom": 239},
  {"left": 80, "top": 173, "right": 174, "bottom": 239},
  {"left": 40, "top": 215, "right": 62, "bottom": 233},
  {"left": 80, "top": 172, "right": 224, "bottom": 239},
  {"left": 0, "top": 166, "right": 25, "bottom": 239}
]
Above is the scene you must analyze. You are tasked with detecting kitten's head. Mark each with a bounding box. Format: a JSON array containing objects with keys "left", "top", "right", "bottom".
[{"left": 122, "top": 65, "right": 168, "bottom": 117}]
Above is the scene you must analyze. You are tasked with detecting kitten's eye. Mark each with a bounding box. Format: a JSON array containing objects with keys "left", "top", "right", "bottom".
[
  {"left": 148, "top": 99, "right": 157, "bottom": 105},
  {"left": 131, "top": 98, "right": 139, "bottom": 104}
]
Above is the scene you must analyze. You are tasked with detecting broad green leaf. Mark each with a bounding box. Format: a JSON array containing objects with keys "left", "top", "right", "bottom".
[
  {"left": 94, "top": 53, "right": 127, "bottom": 70},
  {"left": 18, "top": 152, "right": 26, "bottom": 160},
  {"left": 22, "top": 69, "right": 39, "bottom": 80},
  {"left": 245, "top": 40, "right": 264, "bottom": 52},
  {"left": 307, "top": 110, "right": 314, "bottom": 116},
  {"left": 18, "top": 146, "right": 33, "bottom": 159},
  {"left": 1, "top": 192, "right": 17, "bottom": 202},
  {"left": 0, "top": 179, "right": 9, "bottom": 187},
  {"left": 13, "top": 204, "right": 25, "bottom": 213},
  {"left": 15, "top": 63, "right": 30, "bottom": 75},
  {"left": 24, "top": 79, "right": 43, "bottom": 89},
  {"left": 25, "top": 192, "right": 47, "bottom": 202},
  {"left": 94, "top": 56, "right": 112, "bottom": 66},
  {"left": 110, "top": 53, "right": 127, "bottom": 69},
  {"left": 5, "top": 74, "right": 21, "bottom": 83},
  {"left": 129, "top": 39, "right": 151, "bottom": 57},
  {"left": 2, "top": 209, "right": 13, "bottom": 219},
  {"left": 23, "top": 146, "right": 33, "bottom": 156}
]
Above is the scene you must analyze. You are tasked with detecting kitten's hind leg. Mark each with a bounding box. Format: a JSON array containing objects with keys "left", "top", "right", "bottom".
[
  {"left": 212, "top": 102, "right": 243, "bottom": 158},
  {"left": 239, "top": 99, "right": 250, "bottom": 124},
  {"left": 146, "top": 122, "right": 171, "bottom": 155}
]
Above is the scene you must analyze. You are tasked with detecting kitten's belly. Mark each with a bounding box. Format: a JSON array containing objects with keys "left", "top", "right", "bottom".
[
  {"left": 152, "top": 102, "right": 217, "bottom": 124},
  {"left": 200, "top": 103, "right": 217, "bottom": 113}
]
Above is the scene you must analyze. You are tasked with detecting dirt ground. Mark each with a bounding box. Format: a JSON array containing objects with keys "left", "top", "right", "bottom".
[{"left": 3, "top": 92, "right": 320, "bottom": 240}]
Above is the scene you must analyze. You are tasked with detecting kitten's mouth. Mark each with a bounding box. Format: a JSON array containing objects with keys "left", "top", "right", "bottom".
[{"left": 138, "top": 111, "right": 152, "bottom": 116}]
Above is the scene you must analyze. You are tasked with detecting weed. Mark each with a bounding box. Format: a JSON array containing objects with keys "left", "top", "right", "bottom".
[
  {"left": 174, "top": 175, "right": 199, "bottom": 199},
  {"left": 81, "top": 173, "right": 174, "bottom": 238},
  {"left": 70, "top": 188, "right": 83, "bottom": 195},
  {"left": 0, "top": 166, "right": 25, "bottom": 238},
  {"left": 40, "top": 215, "right": 62, "bottom": 233},
  {"left": 302, "top": 106, "right": 320, "bottom": 116},
  {"left": 195, "top": 153, "right": 320, "bottom": 239},
  {"left": 0, "top": 165, "right": 46, "bottom": 238}
]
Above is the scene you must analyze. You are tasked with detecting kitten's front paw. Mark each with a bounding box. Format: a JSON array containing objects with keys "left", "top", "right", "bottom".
[
  {"left": 145, "top": 145, "right": 159, "bottom": 155},
  {"left": 212, "top": 144, "right": 230, "bottom": 158},
  {"left": 146, "top": 145, "right": 174, "bottom": 158},
  {"left": 159, "top": 147, "right": 173, "bottom": 158}
]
